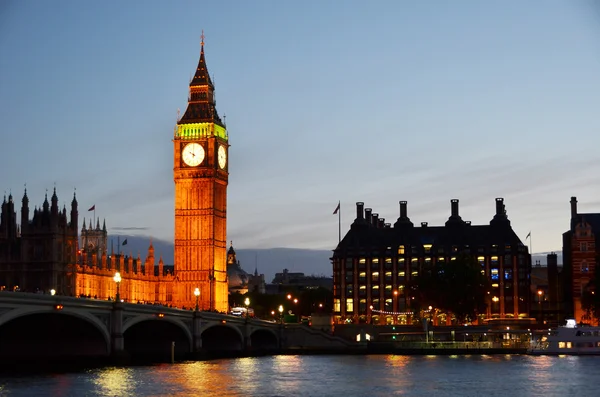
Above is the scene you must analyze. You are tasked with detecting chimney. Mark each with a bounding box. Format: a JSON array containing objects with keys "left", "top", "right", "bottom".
[
  {"left": 356, "top": 202, "right": 364, "bottom": 220},
  {"left": 400, "top": 201, "right": 408, "bottom": 218},
  {"left": 384, "top": 223, "right": 391, "bottom": 228},
  {"left": 570, "top": 197, "right": 578, "bottom": 218},
  {"left": 378, "top": 218, "right": 385, "bottom": 228},
  {"left": 495, "top": 198, "right": 504, "bottom": 216},
  {"left": 372, "top": 213, "right": 379, "bottom": 226},
  {"left": 365, "top": 208, "right": 372, "bottom": 225},
  {"left": 421, "top": 222, "right": 428, "bottom": 227},
  {"left": 451, "top": 199, "right": 459, "bottom": 217}
]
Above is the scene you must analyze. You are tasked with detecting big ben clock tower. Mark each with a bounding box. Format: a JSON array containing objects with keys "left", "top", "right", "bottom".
[{"left": 173, "top": 35, "right": 229, "bottom": 312}]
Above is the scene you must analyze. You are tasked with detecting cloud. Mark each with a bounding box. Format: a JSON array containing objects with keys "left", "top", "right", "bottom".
[{"left": 111, "top": 226, "right": 150, "bottom": 231}]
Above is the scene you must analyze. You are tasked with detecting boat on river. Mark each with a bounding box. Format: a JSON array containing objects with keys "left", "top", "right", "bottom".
[{"left": 529, "top": 319, "right": 600, "bottom": 355}]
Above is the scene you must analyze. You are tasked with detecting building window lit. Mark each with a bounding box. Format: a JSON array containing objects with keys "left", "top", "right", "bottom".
[
  {"left": 333, "top": 299, "right": 341, "bottom": 312},
  {"left": 411, "top": 271, "right": 418, "bottom": 276},
  {"left": 359, "top": 258, "right": 366, "bottom": 264},
  {"left": 372, "top": 272, "right": 380, "bottom": 282},
  {"left": 359, "top": 272, "right": 366, "bottom": 281},
  {"left": 346, "top": 298, "right": 354, "bottom": 313},
  {"left": 385, "top": 257, "right": 392, "bottom": 264},
  {"left": 359, "top": 299, "right": 367, "bottom": 312},
  {"left": 491, "top": 268, "right": 499, "bottom": 280},
  {"left": 423, "top": 244, "right": 432, "bottom": 254},
  {"left": 398, "top": 271, "right": 405, "bottom": 279},
  {"left": 398, "top": 245, "right": 405, "bottom": 255}
]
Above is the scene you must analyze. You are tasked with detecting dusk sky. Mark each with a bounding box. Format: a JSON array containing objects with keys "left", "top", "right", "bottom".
[{"left": 1, "top": 1, "right": 600, "bottom": 259}]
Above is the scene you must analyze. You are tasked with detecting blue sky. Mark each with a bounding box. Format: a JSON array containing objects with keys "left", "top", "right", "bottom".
[{"left": 1, "top": 1, "right": 600, "bottom": 258}]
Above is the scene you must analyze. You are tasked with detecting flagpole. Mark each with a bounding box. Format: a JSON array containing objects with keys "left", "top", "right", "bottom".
[{"left": 338, "top": 201, "right": 341, "bottom": 244}]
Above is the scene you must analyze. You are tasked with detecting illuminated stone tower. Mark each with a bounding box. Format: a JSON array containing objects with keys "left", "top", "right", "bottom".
[{"left": 173, "top": 36, "right": 229, "bottom": 311}]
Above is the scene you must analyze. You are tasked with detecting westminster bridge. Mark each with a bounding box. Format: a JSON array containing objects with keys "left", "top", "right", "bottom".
[{"left": 0, "top": 291, "right": 354, "bottom": 366}]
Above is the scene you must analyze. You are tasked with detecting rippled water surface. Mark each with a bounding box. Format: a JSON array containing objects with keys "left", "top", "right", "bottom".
[{"left": 0, "top": 354, "right": 598, "bottom": 396}]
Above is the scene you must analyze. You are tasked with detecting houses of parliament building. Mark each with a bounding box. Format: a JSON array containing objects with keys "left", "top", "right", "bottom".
[{"left": 0, "top": 39, "right": 230, "bottom": 312}]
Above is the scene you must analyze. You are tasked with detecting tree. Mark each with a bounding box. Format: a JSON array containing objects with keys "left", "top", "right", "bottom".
[{"left": 412, "top": 253, "right": 491, "bottom": 323}]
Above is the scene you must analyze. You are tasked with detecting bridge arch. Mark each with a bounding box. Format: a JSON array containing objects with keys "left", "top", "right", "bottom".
[
  {"left": 0, "top": 306, "right": 111, "bottom": 349},
  {"left": 122, "top": 315, "right": 193, "bottom": 359},
  {"left": 250, "top": 327, "right": 279, "bottom": 350},
  {"left": 122, "top": 315, "right": 193, "bottom": 345},
  {"left": 200, "top": 323, "right": 244, "bottom": 352}
]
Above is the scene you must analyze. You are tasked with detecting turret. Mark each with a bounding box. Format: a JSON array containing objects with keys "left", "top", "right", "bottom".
[
  {"left": 70, "top": 192, "right": 78, "bottom": 231},
  {"left": 158, "top": 256, "right": 164, "bottom": 277},
  {"left": 51, "top": 187, "right": 58, "bottom": 217},
  {"left": 145, "top": 241, "right": 154, "bottom": 275},
  {"left": 20, "top": 188, "right": 29, "bottom": 234},
  {"left": 42, "top": 192, "right": 49, "bottom": 213}
]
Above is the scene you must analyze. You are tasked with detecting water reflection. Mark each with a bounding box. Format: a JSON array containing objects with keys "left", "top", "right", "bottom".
[
  {"left": 2, "top": 355, "right": 600, "bottom": 397},
  {"left": 94, "top": 367, "right": 136, "bottom": 397}
]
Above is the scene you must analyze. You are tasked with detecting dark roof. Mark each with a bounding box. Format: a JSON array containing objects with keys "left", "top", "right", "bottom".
[
  {"left": 190, "top": 45, "right": 213, "bottom": 88},
  {"left": 178, "top": 44, "right": 223, "bottom": 126},
  {"left": 333, "top": 202, "right": 525, "bottom": 256}
]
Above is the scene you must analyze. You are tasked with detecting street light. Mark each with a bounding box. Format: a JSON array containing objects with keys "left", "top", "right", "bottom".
[
  {"left": 194, "top": 287, "right": 200, "bottom": 311},
  {"left": 245, "top": 297, "right": 250, "bottom": 319},
  {"left": 113, "top": 272, "right": 121, "bottom": 302},
  {"left": 278, "top": 304, "right": 284, "bottom": 323},
  {"left": 50, "top": 289, "right": 56, "bottom": 296}
]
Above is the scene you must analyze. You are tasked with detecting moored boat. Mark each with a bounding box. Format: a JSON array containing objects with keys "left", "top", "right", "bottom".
[{"left": 529, "top": 319, "right": 600, "bottom": 355}]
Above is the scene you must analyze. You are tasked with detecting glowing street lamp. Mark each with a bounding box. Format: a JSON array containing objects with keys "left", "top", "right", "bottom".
[
  {"left": 194, "top": 287, "right": 200, "bottom": 311},
  {"left": 113, "top": 272, "right": 121, "bottom": 302},
  {"left": 244, "top": 297, "right": 250, "bottom": 319},
  {"left": 278, "top": 304, "right": 284, "bottom": 323},
  {"left": 50, "top": 289, "right": 56, "bottom": 296}
]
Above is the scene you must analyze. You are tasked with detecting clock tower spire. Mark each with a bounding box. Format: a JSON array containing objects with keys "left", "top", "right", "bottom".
[{"left": 173, "top": 35, "right": 229, "bottom": 311}]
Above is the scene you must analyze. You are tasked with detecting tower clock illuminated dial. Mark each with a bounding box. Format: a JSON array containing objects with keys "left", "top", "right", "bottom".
[
  {"left": 218, "top": 145, "right": 227, "bottom": 169},
  {"left": 182, "top": 142, "right": 205, "bottom": 167}
]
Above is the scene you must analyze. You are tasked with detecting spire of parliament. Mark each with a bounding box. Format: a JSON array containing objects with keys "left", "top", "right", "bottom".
[{"left": 178, "top": 31, "right": 223, "bottom": 126}]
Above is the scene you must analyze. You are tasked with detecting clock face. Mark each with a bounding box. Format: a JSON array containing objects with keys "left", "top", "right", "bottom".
[
  {"left": 182, "top": 143, "right": 205, "bottom": 167},
  {"left": 218, "top": 145, "right": 227, "bottom": 169}
]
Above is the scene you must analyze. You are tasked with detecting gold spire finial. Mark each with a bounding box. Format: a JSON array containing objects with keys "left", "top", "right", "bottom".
[{"left": 201, "top": 30, "right": 205, "bottom": 49}]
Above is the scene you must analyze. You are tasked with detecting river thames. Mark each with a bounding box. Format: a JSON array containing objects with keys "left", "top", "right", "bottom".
[{"left": 0, "top": 354, "right": 597, "bottom": 396}]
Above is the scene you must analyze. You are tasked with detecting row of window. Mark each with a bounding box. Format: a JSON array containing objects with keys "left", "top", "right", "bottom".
[
  {"left": 333, "top": 297, "right": 526, "bottom": 314},
  {"left": 339, "top": 255, "right": 526, "bottom": 270}
]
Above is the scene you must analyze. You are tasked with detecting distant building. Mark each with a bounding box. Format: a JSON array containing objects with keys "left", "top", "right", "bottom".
[
  {"left": 271, "top": 268, "right": 333, "bottom": 290},
  {"left": 226, "top": 243, "right": 265, "bottom": 295},
  {"left": 563, "top": 197, "right": 600, "bottom": 324},
  {"left": 530, "top": 253, "right": 564, "bottom": 327},
  {"left": 331, "top": 199, "right": 532, "bottom": 325}
]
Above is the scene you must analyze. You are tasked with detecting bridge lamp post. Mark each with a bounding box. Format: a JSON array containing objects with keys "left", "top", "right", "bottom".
[
  {"left": 244, "top": 297, "right": 250, "bottom": 319},
  {"left": 114, "top": 272, "right": 121, "bottom": 302},
  {"left": 194, "top": 287, "right": 200, "bottom": 311},
  {"left": 50, "top": 289, "right": 56, "bottom": 296},
  {"left": 278, "top": 304, "right": 284, "bottom": 324}
]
